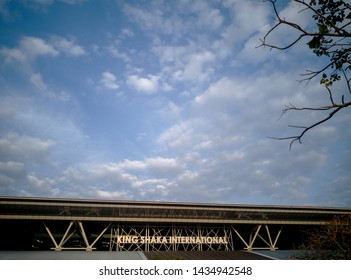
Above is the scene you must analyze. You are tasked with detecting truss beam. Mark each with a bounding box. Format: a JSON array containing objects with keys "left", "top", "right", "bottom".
[
  {"left": 231, "top": 225, "right": 283, "bottom": 251},
  {"left": 44, "top": 221, "right": 111, "bottom": 251},
  {"left": 43, "top": 222, "right": 283, "bottom": 252},
  {"left": 110, "top": 224, "right": 234, "bottom": 252}
]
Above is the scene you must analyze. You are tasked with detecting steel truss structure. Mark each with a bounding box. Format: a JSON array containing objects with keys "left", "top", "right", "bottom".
[
  {"left": 1, "top": 196, "right": 351, "bottom": 252},
  {"left": 43, "top": 221, "right": 111, "bottom": 251},
  {"left": 231, "top": 225, "right": 283, "bottom": 251},
  {"left": 109, "top": 224, "right": 234, "bottom": 251},
  {"left": 41, "top": 221, "right": 282, "bottom": 252}
]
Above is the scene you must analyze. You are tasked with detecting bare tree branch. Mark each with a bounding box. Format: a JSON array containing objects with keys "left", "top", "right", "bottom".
[
  {"left": 260, "top": 0, "right": 351, "bottom": 149},
  {"left": 259, "top": 0, "right": 351, "bottom": 51},
  {"left": 325, "top": 86, "right": 336, "bottom": 105},
  {"left": 342, "top": 68, "right": 351, "bottom": 95},
  {"left": 270, "top": 102, "right": 351, "bottom": 150}
]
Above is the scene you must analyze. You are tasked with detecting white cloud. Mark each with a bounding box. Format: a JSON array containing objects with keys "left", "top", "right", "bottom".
[
  {"left": 153, "top": 44, "right": 188, "bottom": 65},
  {"left": 101, "top": 71, "right": 120, "bottom": 90},
  {"left": 53, "top": 157, "right": 184, "bottom": 201},
  {"left": 194, "top": 77, "right": 246, "bottom": 106},
  {"left": 107, "top": 45, "right": 131, "bottom": 62},
  {"left": 59, "top": 163, "right": 150, "bottom": 200},
  {"left": 0, "top": 35, "right": 85, "bottom": 100},
  {"left": 192, "top": 1, "right": 224, "bottom": 30},
  {"left": 121, "top": 28, "right": 134, "bottom": 37},
  {"left": 144, "top": 157, "right": 182, "bottom": 177},
  {"left": 181, "top": 51, "right": 215, "bottom": 81},
  {"left": 1, "top": 36, "right": 58, "bottom": 66},
  {"left": 26, "top": 174, "right": 60, "bottom": 196},
  {"left": 0, "top": 97, "right": 86, "bottom": 192},
  {"left": 0, "top": 161, "right": 26, "bottom": 186},
  {"left": 212, "top": 0, "right": 270, "bottom": 58},
  {"left": 231, "top": 0, "right": 270, "bottom": 34},
  {"left": 124, "top": 0, "right": 224, "bottom": 39},
  {"left": 0, "top": 0, "right": 350, "bottom": 206},
  {"left": 1, "top": 35, "right": 86, "bottom": 65},
  {"left": 124, "top": 3, "right": 183, "bottom": 36},
  {"left": 156, "top": 101, "right": 181, "bottom": 121},
  {"left": 118, "top": 159, "right": 146, "bottom": 170},
  {"left": 279, "top": 1, "right": 313, "bottom": 28},
  {"left": 0, "top": 47, "right": 26, "bottom": 64},
  {"left": 86, "top": 188, "right": 131, "bottom": 200},
  {"left": 102, "top": 157, "right": 181, "bottom": 178},
  {"left": 127, "top": 74, "right": 159, "bottom": 93},
  {"left": 157, "top": 121, "right": 196, "bottom": 149},
  {"left": 30, "top": 72, "right": 49, "bottom": 91},
  {"left": 152, "top": 41, "right": 217, "bottom": 83},
  {"left": 62, "top": 163, "right": 135, "bottom": 187},
  {"left": 50, "top": 36, "right": 86, "bottom": 56},
  {"left": 0, "top": 133, "right": 55, "bottom": 159},
  {"left": 0, "top": 161, "right": 25, "bottom": 174},
  {"left": 20, "top": 36, "right": 59, "bottom": 59}
]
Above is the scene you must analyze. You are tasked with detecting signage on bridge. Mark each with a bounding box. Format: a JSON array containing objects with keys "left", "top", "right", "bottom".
[{"left": 115, "top": 235, "right": 229, "bottom": 244}]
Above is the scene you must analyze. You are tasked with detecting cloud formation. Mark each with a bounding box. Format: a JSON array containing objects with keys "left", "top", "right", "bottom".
[
  {"left": 127, "top": 74, "right": 160, "bottom": 93},
  {"left": 101, "top": 71, "right": 120, "bottom": 90},
  {"left": 0, "top": 0, "right": 350, "bottom": 207}
]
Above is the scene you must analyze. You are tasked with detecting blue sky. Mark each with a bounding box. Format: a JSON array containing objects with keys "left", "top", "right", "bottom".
[{"left": 0, "top": 0, "right": 350, "bottom": 207}]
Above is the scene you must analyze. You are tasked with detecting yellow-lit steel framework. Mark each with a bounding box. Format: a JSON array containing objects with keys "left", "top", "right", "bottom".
[{"left": 1, "top": 196, "right": 350, "bottom": 251}]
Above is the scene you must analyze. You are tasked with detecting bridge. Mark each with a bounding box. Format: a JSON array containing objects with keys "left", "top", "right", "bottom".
[{"left": 1, "top": 196, "right": 350, "bottom": 252}]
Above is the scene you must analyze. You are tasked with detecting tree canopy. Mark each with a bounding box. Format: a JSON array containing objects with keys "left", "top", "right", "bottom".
[
  {"left": 296, "top": 215, "right": 351, "bottom": 259},
  {"left": 260, "top": 0, "right": 351, "bottom": 149}
]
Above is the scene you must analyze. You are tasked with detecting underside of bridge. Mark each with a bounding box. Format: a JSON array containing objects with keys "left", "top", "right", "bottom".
[
  {"left": 0, "top": 219, "right": 309, "bottom": 251},
  {"left": 0, "top": 220, "right": 315, "bottom": 251},
  {"left": 1, "top": 196, "right": 350, "bottom": 252}
]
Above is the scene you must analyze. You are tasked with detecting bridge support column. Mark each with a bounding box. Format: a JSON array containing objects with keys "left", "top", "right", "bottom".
[
  {"left": 231, "top": 225, "right": 283, "bottom": 251},
  {"left": 44, "top": 221, "right": 111, "bottom": 251}
]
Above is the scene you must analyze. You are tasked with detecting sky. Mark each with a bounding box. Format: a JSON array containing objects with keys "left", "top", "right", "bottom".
[{"left": 0, "top": 0, "right": 350, "bottom": 207}]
